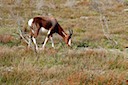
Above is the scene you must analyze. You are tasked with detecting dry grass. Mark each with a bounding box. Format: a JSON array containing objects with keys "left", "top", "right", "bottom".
[
  {"left": 0, "top": 0, "right": 128, "bottom": 85},
  {"left": 0, "top": 35, "right": 14, "bottom": 43},
  {"left": 0, "top": 47, "right": 128, "bottom": 85}
]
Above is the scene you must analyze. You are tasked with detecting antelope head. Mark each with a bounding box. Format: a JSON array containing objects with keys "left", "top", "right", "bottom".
[{"left": 64, "top": 29, "right": 73, "bottom": 47}]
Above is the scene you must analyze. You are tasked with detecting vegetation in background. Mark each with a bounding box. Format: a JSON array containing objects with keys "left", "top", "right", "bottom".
[{"left": 0, "top": 0, "right": 128, "bottom": 85}]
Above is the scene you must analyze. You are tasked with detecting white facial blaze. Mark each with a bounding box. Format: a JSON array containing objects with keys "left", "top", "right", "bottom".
[
  {"left": 28, "top": 18, "right": 33, "bottom": 27},
  {"left": 68, "top": 39, "right": 71, "bottom": 46}
]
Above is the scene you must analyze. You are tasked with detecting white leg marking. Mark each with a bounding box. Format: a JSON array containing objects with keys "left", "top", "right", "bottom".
[
  {"left": 42, "top": 37, "right": 49, "bottom": 49},
  {"left": 50, "top": 36, "right": 55, "bottom": 48},
  {"left": 32, "top": 37, "right": 38, "bottom": 50},
  {"left": 47, "top": 30, "right": 51, "bottom": 35},
  {"left": 28, "top": 18, "right": 33, "bottom": 27}
]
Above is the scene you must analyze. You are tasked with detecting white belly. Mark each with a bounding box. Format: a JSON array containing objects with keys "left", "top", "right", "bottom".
[{"left": 40, "top": 27, "right": 48, "bottom": 33}]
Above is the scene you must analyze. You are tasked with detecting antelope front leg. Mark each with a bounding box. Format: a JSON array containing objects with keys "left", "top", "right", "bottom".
[
  {"left": 42, "top": 36, "right": 49, "bottom": 50},
  {"left": 50, "top": 36, "right": 55, "bottom": 48},
  {"left": 42, "top": 29, "right": 51, "bottom": 50}
]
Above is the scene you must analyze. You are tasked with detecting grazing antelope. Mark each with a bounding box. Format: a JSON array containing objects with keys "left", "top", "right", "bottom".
[{"left": 28, "top": 16, "right": 73, "bottom": 51}]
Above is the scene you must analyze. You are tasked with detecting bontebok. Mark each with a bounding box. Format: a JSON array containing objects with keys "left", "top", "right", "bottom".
[{"left": 28, "top": 16, "right": 73, "bottom": 51}]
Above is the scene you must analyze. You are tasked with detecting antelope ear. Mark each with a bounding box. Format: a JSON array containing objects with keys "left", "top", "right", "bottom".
[{"left": 68, "top": 29, "right": 73, "bottom": 37}]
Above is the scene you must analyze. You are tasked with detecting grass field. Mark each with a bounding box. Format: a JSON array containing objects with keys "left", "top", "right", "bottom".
[{"left": 0, "top": 0, "right": 128, "bottom": 85}]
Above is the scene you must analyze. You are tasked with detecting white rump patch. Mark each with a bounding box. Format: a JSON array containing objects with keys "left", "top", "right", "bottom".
[{"left": 28, "top": 18, "right": 33, "bottom": 27}]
